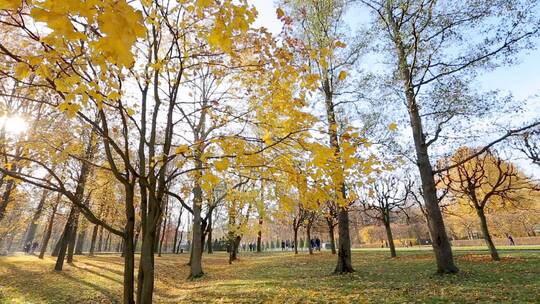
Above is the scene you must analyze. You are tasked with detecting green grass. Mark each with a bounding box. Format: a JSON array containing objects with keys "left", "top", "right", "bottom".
[
  {"left": 352, "top": 245, "right": 540, "bottom": 252},
  {"left": 0, "top": 249, "right": 538, "bottom": 303}
]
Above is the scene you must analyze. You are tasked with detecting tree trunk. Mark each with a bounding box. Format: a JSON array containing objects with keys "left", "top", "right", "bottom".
[
  {"left": 89, "top": 224, "right": 98, "bottom": 256},
  {"left": 137, "top": 228, "right": 156, "bottom": 304},
  {"left": 0, "top": 179, "right": 16, "bottom": 221},
  {"left": 293, "top": 228, "right": 298, "bottom": 254},
  {"left": 39, "top": 196, "right": 59, "bottom": 259},
  {"left": 153, "top": 221, "right": 161, "bottom": 254},
  {"left": 158, "top": 213, "right": 167, "bottom": 257},
  {"left": 411, "top": 119, "right": 458, "bottom": 273},
  {"left": 256, "top": 218, "right": 262, "bottom": 253},
  {"left": 389, "top": 9, "right": 458, "bottom": 274},
  {"left": 207, "top": 212, "right": 213, "bottom": 254},
  {"left": 307, "top": 225, "right": 313, "bottom": 255},
  {"left": 323, "top": 82, "right": 354, "bottom": 273},
  {"left": 334, "top": 207, "right": 354, "bottom": 273},
  {"left": 97, "top": 225, "right": 104, "bottom": 252},
  {"left": 232, "top": 235, "right": 241, "bottom": 260},
  {"left": 23, "top": 189, "right": 48, "bottom": 250},
  {"left": 55, "top": 207, "right": 77, "bottom": 271},
  {"left": 383, "top": 217, "right": 397, "bottom": 258},
  {"left": 122, "top": 187, "right": 136, "bottom": 304},
  {"left": 476, "top": 208, "right": 500, "bottom": 261},
  {"left": 326, "top": 217, "right": 336, "bottom": 254},
  {"left": 177, "top": 230, "right": 184, "bottom": 254},
  {"left": 189, "top": 182, "right": 204, "bottom": 278},
  {"left": 136, "top": 190, "right": 161, "bottom": 304},
  {"left": 66, "top": 211, "right": 80, "bottom": 263},
  {"left": 173, "top": 211, "right": 182, "bottom": 254}
]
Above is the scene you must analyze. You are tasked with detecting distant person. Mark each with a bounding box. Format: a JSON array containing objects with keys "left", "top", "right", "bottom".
[
  {"left": 315, "top": 238, "right": 321, "bottom": 251},
  {"left": 31, "top": 242, "right": 38, "bottom": 253},
  {"left": 507, "top": 234, "right": 516, "bottom": 246},
  {"left": 23, "top": 242, "right": 31, "bottom": 254},
  {"left": 310, "top": 239, "right": 315, "bottom": 250},
  {"left": 281, "top": 241, "right": 285, "bottom": 251}
]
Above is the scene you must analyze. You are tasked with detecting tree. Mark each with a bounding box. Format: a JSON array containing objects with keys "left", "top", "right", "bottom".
[
  {"left": 360, "top": 176, "right": 411, "bottom": 257},
  {"left": 281, "top": 0, "right": 368, "bottom": 274},
  {"left": 514, "top": 128, "right": 540, "bottom": 166},
  {"left": 360, "top": 0, "right": 540, "bottom": 273},
  {"left": 440, "top": 147, "right": 536, "bottom": 261}
]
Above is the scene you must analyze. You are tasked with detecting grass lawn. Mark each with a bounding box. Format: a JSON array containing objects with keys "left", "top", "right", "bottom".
[{"left": 0, "top": 248, "right": 538, "bottom": 303}]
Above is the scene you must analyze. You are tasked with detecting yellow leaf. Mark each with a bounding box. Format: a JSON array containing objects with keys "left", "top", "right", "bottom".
[
  {"left": 175, "top": 144, "right": 189, "bottom": 154},
  {"left": 388, "top": 122, "right": 398, "bottom": 131},
  {"left": 107, "top": 91, "right": 121, "bottom": 101},
  {"left": 214, "top": 158, "right": 229, "bottom": 171},
  {"left": 0, "top": 0, "right": 20, "bottom": 10},
  {"left": 14, "top": 62, "right": 30, "bottom": 79},
  {"left": 276, "top": 7, "right": 285, "bottom": 19},
  {"left": 262, "top": 130, "right": 272, "bottom": 145},
  {"left": 338, "top": 70, "right": 347, "bottom": 81},
  {"left": 335, "top": 41, "right": 347, "bottom": 48},
  {"left": 58, "top": 102, "right": 80, "bottom": 118}
]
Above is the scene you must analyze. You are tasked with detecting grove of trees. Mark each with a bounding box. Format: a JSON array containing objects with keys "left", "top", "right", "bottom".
[{"left": 0, "top": 0, "right": 539, "bottom": 303}]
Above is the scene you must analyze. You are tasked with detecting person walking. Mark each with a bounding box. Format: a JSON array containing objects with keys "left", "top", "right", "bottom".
[{"left": 507, "top": 234, "right": 516, "bottom": 246}]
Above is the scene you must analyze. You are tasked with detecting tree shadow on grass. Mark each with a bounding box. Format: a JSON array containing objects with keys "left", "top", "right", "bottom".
[
  {"left": 70, "top": 264, "right": 123, "bottom": 284},
  {"left": 57, "top": 271, "right": 121, "bottom": 303},
  {"left": 79, "top": 261, "right": 125, "bottom": 277},
  {"left": 0, "top": 262, "right": 120, "bottom": 304}
]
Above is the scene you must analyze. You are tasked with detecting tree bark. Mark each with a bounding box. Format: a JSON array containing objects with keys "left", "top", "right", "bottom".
[
  {"left": 207, "top": 212, "right": 213, "bottom": 254},
  {"left": 122, "top": 186, "right": 136, "bottom": 304},
  {"left": 293, "top": 228, "right": 299, "bottom": 254},
  {"left": 173, "top": 211, "right": 182, "bottom": 254},
  {"left": 334, "top": 207, "right": 354, "bottom": 273},
  {"left": 153, "top": 222, "right": 161, "bottom": 254},
  {"left": 383, "top": 216, "right": 397, "bottom": 258},
  {"left": 476, "top": 208, "right": 500, "bottom": 261},
  {"left": 89, "top": 224, "right": 98, "bottom": 256},
  {"left": 158, "top": 211, "right": 167, "bottom": 257},
  {"left": 256, "top": 218, "right": 262, "bottom": 253},
  {"left": 326, "top": 217, "right": 336, "bottom": 254},
  {"left": 137, "top": 227, "right": 156, "bottom": 304},
  {"left": 177, "top": 230, "right": 184, "bottom": 254},
  {"left": 307, "top": 224, "right": 313, "bottom": 255},
  {"left": 97, "top": 225, "right": 104, "bottom": 252},
  {"left": 189, "top": 179, "right": 204, "bottom": 278},
  {"left": 66, "top": 211, "right": 80, "bottom": 263},
  {"left": 0, "top": 179, "right": 16, "bottom": 221},
  {"left": 54, "top": 207, "right": 77, "bottom": 271}
]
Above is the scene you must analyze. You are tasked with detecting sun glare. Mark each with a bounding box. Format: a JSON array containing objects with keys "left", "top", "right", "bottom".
[{"left": 0, "top": 115, "right": 28, "bottom": 135}]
